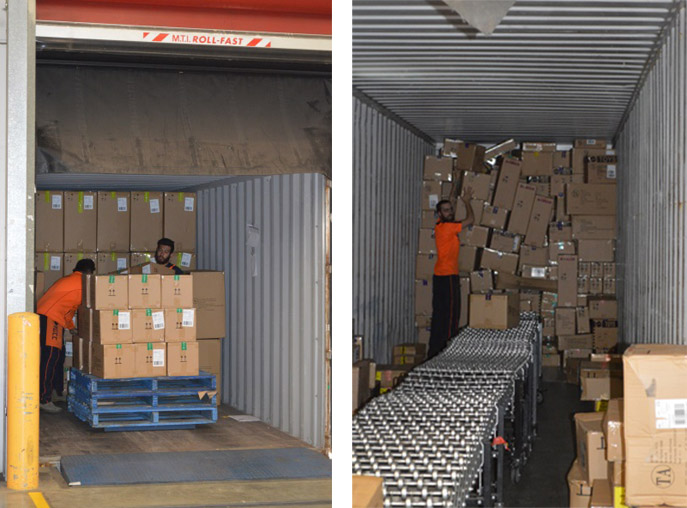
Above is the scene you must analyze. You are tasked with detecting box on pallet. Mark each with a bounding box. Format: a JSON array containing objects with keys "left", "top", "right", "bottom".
[
  {"left": 87, "top": 274, "right": 128, "bottom": 309},
  {"left": 166, "top": 341, "right": 199, "bottom": 377},
  {"left": 91, "top": 343, "right": 136, "bottom": 379},
  {"left": 131, "top": 309, "right": 166, "bottom": 343},
  {"left": 161, "top": 274, "right": 194, "bottom": 308},
  {"left": 81, "top": 309, "right": 134, "bottom": 344},
  {"left": 133, "top": 342, "right": 166, "bottom": 377},
  {"left": 164, "top": 308, "right": 197, "bottom": 342},
  {"left": 128, "top": 274, "right": 162, "bottom": 309}
]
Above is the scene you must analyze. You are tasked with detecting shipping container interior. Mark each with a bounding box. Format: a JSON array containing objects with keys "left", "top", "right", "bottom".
[{"left": 32, "top": 29, "right": 331, "bottom": 467}]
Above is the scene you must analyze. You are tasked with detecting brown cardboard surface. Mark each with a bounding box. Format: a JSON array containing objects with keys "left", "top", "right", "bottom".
[
  {"left": 589, "top": 277, "right": 603, "bottom": 295},
  {"left": 417, "top": 253, "right": 437, "bottom": 279},
  {"left": 131, "top": 309, "right": 166, "bottom": 343},
  {"left": 421, "top": 180, "right": 443, "bottom": 210},
  {"left": 572, "top": 147, "right": 608, "bottom": 174},
  {"left": 553, "top": 150, "right": 571, "bottom": 168},
  {"left": 587, "top": 163, "right": 617, "bottom": 184},
  {"left": 423, "top": 156, "right": 454, "bottom": 181},
  {"left": 480, "top": 204, "right": 509, "bottom": 229},
  {"left": 91, "top": 343, "right": 136, "bottom": 379},
  {"left": 558, "top": 255, "right": 579, "bottom": 307},
  {"left": 77, "top": 306, "right": 93, "bottom": 340},
  {"left": 455, "top": 142, "right": 486, "bottom": 172},
  {"left": 549, "top": 241, "right": 576, "bottom": 261},
  {"left": 572, "top": 216, "right": 617, "bottom": 239},
  {"left": 532, "top": 181, "right": 550, "bottom": 198},
  {"left": 461, "top": 171, "right": 491, "bottom": 201},
  {"left": 566, "top": 184, "right": 617, "bottom": 215},
  {"left": 549, "top": 222, "right": 573, "bottom": 242},
  {"left": 589, "top": 299, "right": 617, "bottom": 319},
  {"left": 96, "top": 252, "right": 130, "bottom": 275},
  {"left": 489, "top": 230, "right": 520, "bottom": 253},
  {"left": 90, "top": 309, "right": 134, "bottom": 344},
  {"left": 97, "top": 192, "right": 130, "bottom": 252},
  {"left": 522, "top": 142, "right": 556, "bottom": 152},
  {"left": 495, "top": 271, "right": 557, "bottom": 292},
  {"left": 163, "top": 192, "right": 196, "bottom": 253},
  {"left": 130, "top": 191, "right": 163, "bottom": 252},
  {"left": 91, "top": 275, "right": 128, "bottom": 310},
  {"left": 579, "top": 262, "right": 591, "bottom": 277},
  {"left": 590, "top": 262, "right": 604, "bottom": 278},
  {"left": 556, "top": 308, "right": 577, "bottom": 336},
  {"left": 173, "top": 252, "right": 195, "bottom": 271},
  {"left": 126, "top": 262, "right": 175, "bottom": 275},
  {"left": 575, "top": 139, "right": 608, "bottom": 149},
  {"left": 493, "top": 158, "right": 521, "bottom": 209},
  {"left": 458, "top": 247, "right": 477, "bottom": 273},
  {"left": 421, "top": 210, "right": 438, "bottom": 229},
  {"left": 609, "top": 460, "right": 624, "bottom": 488},
  {"left": 198, "top": 338, "right": 222, "bottom": 405},
  {"left": 602, "top": 278, "right": 616, "bottom": 296},
  {"left": 519, "top": 244, "right": 549, "bottom": 267},
  {"left": 480, "top": 248, "right": 519, "bottom": 274},
  {"left": 459, "top": 225, "right": 490, "bottom": 248},
  {"left": 578, "top": 276, "right": 590, "bottom": 294},
  {"left": 594, "top": 328, "right": 618, "bottom": 352},
  {"left": 455, "top": 198, "right": 484, "bottom": 223},
  {"left": 415, "top": 279, "right": 432, "bottom": 315},
  {"left": 164, "top": 308, "right": 197, "bottom": 342},
  {"left": 192, "top": 271, "right": 227, "bottom": 339},
  {"left": 521, "top": 265, "right": 548, "bottom": 279},
  {"left": 376, "top": 364, "right": 412, "bottom": 389},
  {"left": 558, "top": 334, "right": 593, "bottom": 350},
  {"left": 507, "top": 183, "right": 537, "bottom": 235},
  {"left": 35, "top": 253, "right": 64, "bottom": 293},
  {"left": 36, "top": 191, "right": 65, "bottom": 252},
  {"left": 542, "top": 353, "right": 561, "bottom": 367},
  {"left": 470, "top": 269, "right": 494, "bottom": 293},
  {"left": 459, "top": 276, "right": 470, "bottom": 327},
  {"left": 352, "top": 475, "right": 384, "bottom": 508},
  {"left": 575, "top": 412, "right": 609, "bottom": 484},
  {"left": 550, "top": 174, "right": 573, "bottom": 198},
  {"left": 521, "top": 150, "right": 554, "bottom": 176},
  {"left": 442, "top": 138, "right": 462, "bottom": 156},
  {"left": 64, "top": 191, "right": 97, "bottom": 253},
  {"left": 580, "top": 360, "right": 623, "bottom": 401},
  {"left": 161, "top": 274, "right": 194, "bottom": 309},
  {"left": 485, "top": 139, "right": 517, "bottom": 159},
  {"left": 578, "top": 240, "right": 615, "bottom": 262},
  {"left": 577, "top": 306, "right": 591, "bottom": 334},
  {"left": 603, "top": 262, "right": 616, "bottom": 279},
  {"left": 469, "top": 293, "right": 519, "bottom": 330},
  {"left": 525, "top": 195, "right": 554, "bottom": 247},
  {"left": 133, "top": 342, "right": 167, "bottom": 377},
  {"left": 130, "top": 252, "right": 153, "bottom": 266},
  {"left": 128, "top": 274, "right": 162, "bottom": 309},
  {"left": 567, "top": 458, "right": 593, "bottom": 508},
  {"left": 35, "top": 271, "right": 46, "bottom": 304},
  {"left": 63, "top": 253, "right": 97, "bottom": 276},
  {"left": 166, "top": 341, "right": 199, "bottom": 377},
  {"left": 418, "top": 228, "right": 436, "bottom": 254},
  {"left": 590, "top": 478, "right": 614, "bottom": 508},
  {"left": 603, "top": 398, "right": 625, "bottom": 462}
]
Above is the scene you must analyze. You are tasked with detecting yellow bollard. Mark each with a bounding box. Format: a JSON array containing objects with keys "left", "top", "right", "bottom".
[{"left": 7, "top": 312, "right": 40, "bottom": 490}]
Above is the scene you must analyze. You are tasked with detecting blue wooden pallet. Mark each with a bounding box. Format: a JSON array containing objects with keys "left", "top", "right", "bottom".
[{"left": 67, "top": 369, "right": 218, "bottom": 431}]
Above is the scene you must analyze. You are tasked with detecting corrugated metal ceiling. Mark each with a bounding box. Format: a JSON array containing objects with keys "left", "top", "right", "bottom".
[{"left": 353, "top": 0, "right": 682, "bottom": 142}]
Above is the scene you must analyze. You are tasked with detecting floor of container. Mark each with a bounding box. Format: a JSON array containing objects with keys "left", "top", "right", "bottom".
[
  {"left": 0, "top": 403, "right": 331, "bottom": 507},
  {"left": 503, "top": 367, "right": 594, "bottom": 508}
]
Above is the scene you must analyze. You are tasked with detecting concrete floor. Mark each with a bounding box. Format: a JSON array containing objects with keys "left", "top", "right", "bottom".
[{"left": 503, "top": 367, "right": 594, "bottom": 508}]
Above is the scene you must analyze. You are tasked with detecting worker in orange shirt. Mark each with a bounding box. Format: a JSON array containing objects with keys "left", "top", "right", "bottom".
[
  {"left": 36, "top": 259, "right": 95, "bottom": 413},
  {"left": 427, "top": 186, "right": 474, "bottom": 359}
]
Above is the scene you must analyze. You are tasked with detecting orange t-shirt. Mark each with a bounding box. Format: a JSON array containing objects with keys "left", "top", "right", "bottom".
[
  {"left": 36, "top": 271, "right": 83, "bottom": 329},
  {"left": 434, "top": 221, "right": 463, "bottom": 276}
]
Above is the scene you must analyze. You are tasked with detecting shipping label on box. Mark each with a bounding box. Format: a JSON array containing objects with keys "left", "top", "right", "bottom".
[
  {"left": 507, "top": 183, "right": 537, "bottom": 235},
  {"left": 470, "top": 269, "right": 494, "bottom": 293},
  {"left": 64, "top": 191, "right": 97, "bottom": 253},
  {"left": 424, "top": 156, "right": 454, "bottom": 181},
  {"left": 493, "top": 158, "right": 521, "bottom": 209},
  {"left": 572, "top": 216, "right": 617, "bottom": 240},
  {"left": 461, "top": 171, "right": 491, "bottom": 201},
  {"left": 417, "top": 253, "right": 437, "bottom": 279},
  {"left": 521, "top": 265, "right": 548, "bottom": 279},
  {"left": 480, "top": 248, "right": 519, "bottom": 274},
  {"left": 567, "top": 184, "right": 617, "bottom": 215},
  {"left": 97, "top": 192, "right": 131, "bottom": 252},
  {"left": 521, "top": 150, "right": 554, "bottom": 176},
  {"left": 418, "top": 228, "right": 436, "bottom": 254},
  {"left": 164, "top": 308, "right": 197, "bottom": 342},
  {"left": 133, "top": 342, "right": 166, "bottom": 377},
  {"left": 130, "top": 191, "right": 163, "bottom": 252},
  {"left": 415, "top": 279, "right": 432, "bottom": 315},
  {"left": 459, "top": 225, "right": 490, "bottom": 248},
  {"left": 556, "top": 308, "right": 577, "bottom": 336},
  {"left": 91, "top": 275, "right": 128, "bottom": 310},
  {"left": 163, "top": 192, "right": 196, "bottom": 253},
  {"left": 469, "top": 293, "right": 519, "bottom": 330},
  {"left": 575, "top": 139, "right": 608, "bottom": 149},
  {"left": 161, "top": 274, "right": 194, "bottom": 309},
  {"left": 128, "top": 274, "right": 162, "bottom": 309},
  {"left": 131, "top": 308, "right": 166, "bottom": 343},
  {"left": 558, "top": 255, "right": 579, "bottom": 307},
  {"left": 35, "top": 191, "right": 65, "bottom": 252},
  {"left": 96, "top": 252, "right": 130, "bottom": 275},
  {"left": 575, "top": 412, "right": 609, "bottom": 484},
  {"left": 166, "top": 341, "right": 199, "bottom": 377},
  {"left": 525, "top": 196, "right": 554, "bottom": 247},
  {"left": 587, "top": 162, "right": 617, "bottom": 184},
  {"left": 489, "top": 230, "right": 520, "bottom": 253},
  {"left": 91, "top": 343, "right": 136, "bottom": 379}
]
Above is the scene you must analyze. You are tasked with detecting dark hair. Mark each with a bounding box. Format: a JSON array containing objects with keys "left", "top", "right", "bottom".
[
  {"left": 157, "top": 237, "right": 175, "bottom": 253},
  {"left": 73, "top": 259, "right": 95, "bottom": 274},
  {"left": 435, "top": 199, "right": 452, "bottom": 213}
]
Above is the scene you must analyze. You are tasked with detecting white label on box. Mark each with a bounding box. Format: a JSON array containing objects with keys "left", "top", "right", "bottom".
[
  {"left": 142, "top": 264, "right": 151, "bottom": 274},
  {"left": 51, "top": 194, "right": 62, "bottom": 209},
  {"left": 182, "top": 309, "right": 195, "bottom": 327},
  {"left": 116, "top": 257, "right": 127, "bottom": 270},
  {"left": 149, "top": 199, "right": 160, "bottom": 214},
  {"left": 117, "top": 197, "right": 128, "bottom": 212},
  {"left": 586, "top": 139, "right": 596, "bottom": 145},
  {"left": 118, "top": 311, "right": 131, "bottom": 330},
  {"left": 428, "top": 194, "right": 439, "bottom": 209},
  {"left": 65, "top": 341, "right": 73, "bottom": 357},
  {"left": 606, "top": 165, "right": 617, "bottom": 179},
  {"left": 606, "top": 150, "right": 615, "bottom": 156},
  {"left": 184, "top": 197, "right": 195, "bottom": 211},
  {"left": 655, "top": 399, "right": 687, "bottom": 429},
  {"left": 152, "top": 311, "right": 165, "bottom": 330},
  {"left": 152, "top": 349, "right": 165, "bottom": 367},
  {"left": 50, "top": 256, "right": 61, "bottom": 271},
  {"left": 532, "top": 267, "right": 547, "bottom": 278},
  {"left": 83, "top": 195, "right": 94, "bottom": 210},
  {"left": 180, "top": 253, "right": 192, "bottom": 268}
]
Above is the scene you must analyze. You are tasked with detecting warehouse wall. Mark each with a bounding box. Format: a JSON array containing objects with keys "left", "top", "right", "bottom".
[
  {"left": 353, "top": 95, "right": 435, "bottom": 362},
  {"left": 615, "top": 7, "right": 687, "bottom": 345},
  {"left": 196, "top": 173, "right": 327, "bottom": 448}
]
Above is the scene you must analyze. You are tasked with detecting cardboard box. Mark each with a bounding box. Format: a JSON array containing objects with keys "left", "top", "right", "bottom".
[
  {"left": 199, "top": 338, "right": 222, "bottom": 405},
  {"left": 376, "top": 365, "right": 412, "bottom": 389},
  {"left": 77, "top": 306, "right": 93, "bottom": 340},
  {"left": 575, "top": 412, "right": 609, "bottom": 484},
  {"left": 417, "top": 228, "right": 436, "bottom": 254},
  {"left": 590, "top": 478, "right": 614, "bottom": 508},
  {"left": 131, "top": 308, "right": 166, "bottom": 343},
  {"left": 470, "top": 269, "right": 494, "bottom": 293},
  {"left": 575, "top": 139, "right": 608, "bottom": 149},
  {"left": 603, "top": 398, "right": 625, "bottom": 462},
  {"left": 352, "top": 475, "right": 384, "bottom": 508},
  {"left": 521, "top": 265, "right": 548, "bottom": 279},
  {"left": 550, "top": 174, "right": 573, "bottom": 197},
  {"left": 609, "top": 460, "right": 624, "bottom": 487},
  {"left": 587, "top": 162, "right": 617, "bottom": 184},
  {"left": 163, "top": 192, "right": 196, "bottom": 253},
  {"left": 417, "top": 253, "right": 436, "bottom": 279},
  {"left": 455, "top": 142, "right": 486, "bottom": 172},
  {"left": 97, "top": 192, "right": 130, "bottom": 252},
  {"left": 96, "top": 252, "right": 130, "bottom": 275},
  {"left": 594, "top": 328, "right": 618, "bottom": 352},
  {"left": 488, "top": 230, "right": 520, "bottom": 253},
  {"left": 458, "top": 247, "right": 477, "bottom": 273},
  {"left": 549, "top": 222, "right": 572, "bottom": 242},
  {"left": 556, "top": 308, "right": 577, "bottom": 336},
  {"left": 589, "top": 299, "right": 617, "bottom": 319},
  {"left": 485, "top": 138, "right": 517, "bottom": 159},
  {"left": 579, "top": 261, "right": 591, "bottom": 277},
  {"left": 90, "top": 275, "right": 128, "bottom": 310},
  {"left": 461, "top": 171, "right": 491, "bottom": 201},
  {"left": 392, "top": 344, "right": 426, "bottom": 358},
  {"left": 421, "top": 180, "right": 443, "bottom": 210},
  {"left": 522, "top": 141, "right": 556, "bottom": 152},
  {"left": 542, "top": 353, "right": 561, "bottom": 367},
  {"left": 91, "top": 343, "right": 136, "bottom": 379},
  {"left": 558, "top": 334, "right": 593, "bottom": 350},
  {"left": 161, "top": 274, "right": 194, "bottom": 308},
  {"left": 459, "top": 225, "right": 490, "bottom": 248},
  {"left": 493, "top": 158, "right": 521, "bottom": 209},
  {"left": 166, "top": 341, "right": 199, "bottom": 377},
  {"left": 590, "top": 262, "right": 604, "bottom": 278},
  {"left": 578, "top": 275, "right": 590, "bottom": 294},
  {"left": 469, "top": 293, "right": 519, "bottom": 330},
  {"left": 64, "top": 191, "right": 97, "bottom": 253},
  {"left": 192, "top": 271, "right": 226, "bottom": 339},
  {"left": 567, "top": 458, "right": 593, "bottom": 508},
  {"left": 603, "top": 262, "right": 616, "bottom": 279},
  {"left": 549, "top": 241, "right": 576, "bottom": 261},
  {"left": 589, "top": 277, "right": 603, "bottom": 295},
  {"left": 35, "top": 191, "right": 64, "bottom": 252},
  {"left": 35, "top": 253, "right": 64, "bottom": 292},
  {"left": 566, "top": 184, "right": 617, "bottom": 215},
  {"left": 125, "top": 262, "right": 175, "bottom": 275},
  {"left": 72, "top": 336, "right": 92, "bottom": 373},
  {"left": 133, "top": 342, "right": 167, "bottom": 377},
  {"left": 130, "top": 252, "right": 153, "bottom": 266},
  {"left": 480, "top": 204, "right": 509, "bottom": 230},
  {"left": 577, "top": 306, "right": 591, "bottom": 334},
  {"left": 88, "top": 309, "right": 134, "bottom": 344},
  {"left": 127, "top": 274, "right": 162, "bottom": 309},
  {"left": 524, "top": 196, "right": 554, "bottom": 247},
  {"left": 455, "top": 198, "right": 484, "bottom": 223},
  {"left": 553, "top": 150, "right": 571, "bottom": 168},
  {"left": 533, "top": 181, "right": 550, "bottom": 198},
  {"left": 164, "top": 308, "right": 197, "bottom": 342},
  {"left": 519, "top": 244, "right": 548, "bottom": 268},
  {"left": 459, "top": 276, "right": 470, "bottom": 327},
  {"left": 421, "top": 210, "right": 438, "bottom": 229},
  {"left": 602, "top": 278, "right": 616, "bottom": 296},
  {"left": 480, "top": 248, "right": 519, "bottom": 274},
  {"left": 130, "top": 191, "right": 163, "bottom": 252},
  {"left": 521, "top": 150, "right": 554, "bottom": 176},
  {"left": 580, "top": 360, "right": 623, "bottom": 401},
  {"left": 424, "top": 156, "right": 454, "bottom": 181},
  {"left": 572, "top": 147, "right": 609, "bottom": 174},
  {"left": 173, "top": 252, "right": 195, "bottom": 272},
  {"left": 578, "top": 240, "right": 615, "bottom": 262},
  {"left": 572, "top": 216, "right": 617, "bottom": 240},
  {"left": 415, "top": 279, "right": 432, "bottom": 316},
  {"left": 507, "top": 184, "right": 537, "bottom": 235},
  {"left": 63, "top": 253, "right": 97, "bottom": 276},
  {"left": 558, "top": 255, "right": 579, "bottom": 308},
  {"left": 442, "top": 138, "right": 462, "bottom": 156}
]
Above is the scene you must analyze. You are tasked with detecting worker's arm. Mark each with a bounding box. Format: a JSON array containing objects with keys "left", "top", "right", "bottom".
[{"left": 461, "top": 187, "right": 475, "bottom": 227}]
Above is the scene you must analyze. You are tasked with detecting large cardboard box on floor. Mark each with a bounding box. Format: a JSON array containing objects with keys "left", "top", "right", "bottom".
[
  {"left": 192, "top": 271, "right": 226, "bottom": 339},
  {"left": 199, "top": 338, "right": 222, "bottom": 405},
  {"left": 161, "top": 274, "right": 194, "bottom": 308},
  {"left": 603, "top": 398, "right": 625, "bottom": 462},
  {"left": 575, "top": 412, "right": 609, "bottom": 484},
  {"left": 88, "top": 309, "right": 134, "bottom": 344},
  {"left": 164, "top": 308, "right": 197, "bottom": 342},
  {"left": 64, "top": 191, "right": 97, "bottom": 253},
  {"left": 590, "top": 478, "right": 614, "bottom": 508},
  {"left": 91, "top": 343, "right": 136, "bottom": 379},
  {"left": 166, "top": 341, "right": 199, "bottom": 377},
  {"left": 352, "top": 475, "right": 384, "bottom": 508},
  {"left": 507, "top": 183, "right": 537, "bottom": 235},
  {"left": 163, "top": 192, "right": 196, "bottom": 253},
  {"left": 623, "top": 344, "right": 687, "bottom": 506},
  {"left": 580, "top": 360, "right": 623, "bottom": 401},
  {"left": 133, "top": 342, "right": 166, "bottom": 377},
  {"left": 35, "top": 253, "right": 64, "bottom": 292},
  {"left": 423, "top": 155, "right": 454, "bottom": 181},
  {"left": 572, "top": 216, "right": 617, "bottom": 240},
  {"left": 96, "top": 252, "right": 130, "bottom": 275},
  {"left": 130, "top": 191, "right": 163, "bottom": 252},
  {"left": 97, "top": 192, "right": 131, "bottom": 252},
  {"left": 567, "top": 458, "right": 593, "bottom": 508},
  {"left": 35, "top": 190, "right": 64, "bottom": 252},
  {"left": 493, "top": 157, "right": 521, "bottom": 209},
  {"left": 88, "top": 274, "right": 128, "bottom": 310},
  {"left": 525, "top": 196, "right": 554, "bottom": 247},
  {"left": 131, "top": 308, "right": 166, "bottom": 343},
  {"left": 566, "top": 184, "right": 617, "bottom": 215},
  {"left": 469, "top": 293, "right": 519, "bottom": 330},
  {"left": 128, "top": 274, "right": 162, "bottom": 309}
]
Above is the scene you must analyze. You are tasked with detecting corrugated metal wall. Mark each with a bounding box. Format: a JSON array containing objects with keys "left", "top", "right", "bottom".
[
  {"left": 615, "top": 5, "right": 686, "bottom": 346},
  {"left": 353, "top": 95, "right": 435, "bottom": 363},
  {"left": 196, "top": 173, "right": 327, "bottom": 448}
]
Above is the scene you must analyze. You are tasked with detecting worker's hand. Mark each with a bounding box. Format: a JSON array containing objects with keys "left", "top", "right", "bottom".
[{"left": 463, "top": 186, "right": 474, "bottom": 201}]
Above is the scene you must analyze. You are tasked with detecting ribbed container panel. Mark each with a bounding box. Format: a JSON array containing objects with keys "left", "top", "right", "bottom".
[
  {"left": 353, "top": 95, "right": 435, "bottom": 363},
  {"left": 196, "top": 173, "right": 327, "bottom": 448}
]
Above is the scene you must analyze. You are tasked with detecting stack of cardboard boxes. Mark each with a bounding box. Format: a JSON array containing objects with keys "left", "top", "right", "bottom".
[{"left": 35, "top": 191, "right": 197, "bottom": 300}]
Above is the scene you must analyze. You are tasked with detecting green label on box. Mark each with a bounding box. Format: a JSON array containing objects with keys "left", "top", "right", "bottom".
[
  {"left": 44, "top": 191, "right": 50, "bottom": 203},
  {"left": 174, "top": 275, "right": 180, "bottom": 281},
  {"left": 109, "top": 275, "right": 115, "bottom": 283},
  {"left": 178, "top": 192, "right": 183, "bottom": 202},
  {"left": 146, "top": 309, "right": 152, "bottom": 316},
  {"left": 142, "top": 274, "right": 148, "bottom": 283},
  {"left": 147, "top": 343, "right": 153, "bottom": 350},
  {"left": 113, "top": 310, "right": 119, "bottom": 316},
  {"left": 116, "top": 344, "right": 122, "bottom": 349},
  {"left": 177, "top": 308, "right": 182, "bottom": 313},
  {"left": 78, "top": 191, "right": 84, "bottom": 213},
  {"left": 44, "top": 253, "right": 49, "bottom": 271},
  {"left": 181, "top": 342, "right": 187, "bottom": 351},
  {"left": 144, "top": 191, "right": 149, "bottom": 203},
  {"left": 77, "top": 253, "right": 84, "bottom": 260}
]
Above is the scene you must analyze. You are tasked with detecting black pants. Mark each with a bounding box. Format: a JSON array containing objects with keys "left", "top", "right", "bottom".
[
  {"left": 428, "top": 275, "right": 461, "bottom": 359},
  {"left": 39, "top": 314, "right": 65, "bottom": 403}
]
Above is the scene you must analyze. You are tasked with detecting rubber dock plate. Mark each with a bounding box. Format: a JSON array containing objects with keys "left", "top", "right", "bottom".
[{"left": 60, "top": 447, "right": 332, "bottom": 486}]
